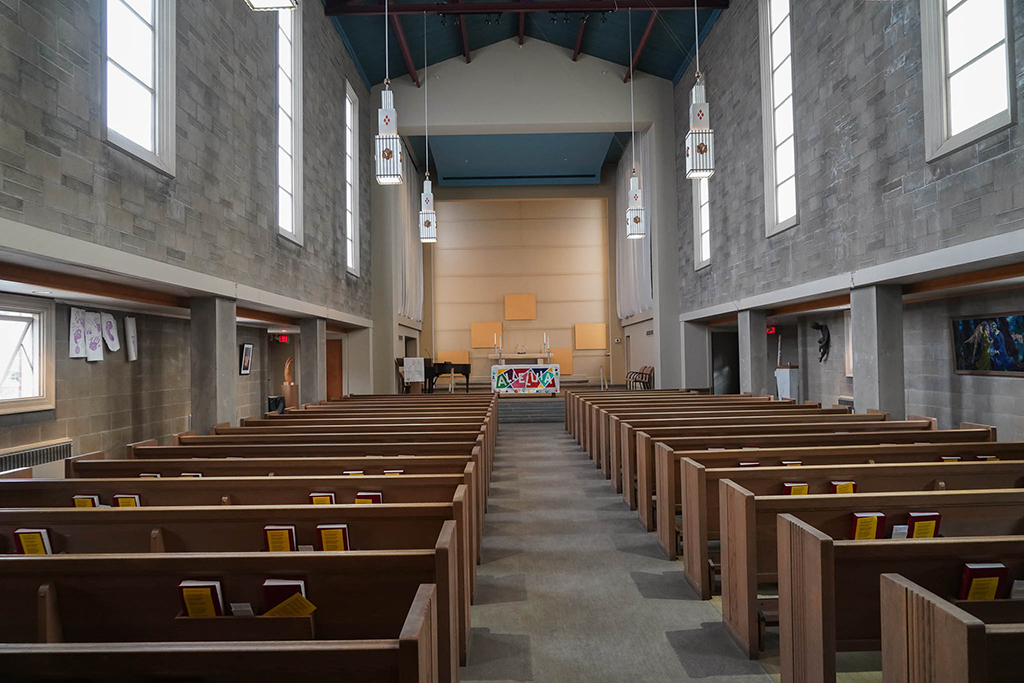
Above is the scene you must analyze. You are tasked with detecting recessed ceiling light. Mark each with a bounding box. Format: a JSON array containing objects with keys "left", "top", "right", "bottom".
[
  {"left": 32, "top": 290, "right": 52, "bottom": 295},
  {"left": 244, "top": 0, "right": 296, "bottom": 10}
]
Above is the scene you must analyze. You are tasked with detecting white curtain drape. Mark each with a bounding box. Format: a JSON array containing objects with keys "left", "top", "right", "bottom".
[
  {"left": 396, "top": 141, "right": 424, "bottom": 322},
  {"left": 615, "top": 130, "right": 654, "bottom": 320}
]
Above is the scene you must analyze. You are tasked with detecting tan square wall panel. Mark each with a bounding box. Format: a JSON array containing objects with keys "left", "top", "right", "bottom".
[
  {"left": 504, "top": 294, "right": 537, "bottom": 320},
  {"left": 574, "top": 323, "right": 607, "bottom": 350},
  {"left": 470, "top": 321, "right": 503, "bottom": 348}
]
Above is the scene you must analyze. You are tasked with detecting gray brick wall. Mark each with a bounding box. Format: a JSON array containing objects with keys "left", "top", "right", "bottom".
[
  {"left": 675, "top": 0, "right": 1024, "bottom": 313},
  {"left": 0, "top": 0, "right": 371, "bottom": 317},
  {"left": 797, "top": 311, "right": 854, "bottom": 408},
  {"left": 236, "top": 324, "right": 264, "bottom": 422},
  {"left": 0, "top": 304, "right": 191, "bottom": 458},
  {"left": 904, "top": 288, "right": 1024, "bottom": 441}
]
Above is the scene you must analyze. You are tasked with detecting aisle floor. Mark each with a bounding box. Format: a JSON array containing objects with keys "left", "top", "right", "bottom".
[{"left": 460, "top": 423, "right": 772, "bottom": 683}]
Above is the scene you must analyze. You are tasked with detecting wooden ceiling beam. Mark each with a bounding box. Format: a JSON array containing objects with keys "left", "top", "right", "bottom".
[
  {"left": 389, "top": 14, "right": 421, "bottom": 87},
  {"left": 0, "top": 264, "right": 189, "bottom": 309},
  {"left": 518, "top": 9, "right": 525, "bottom": 44},
  {"left": 236, "top": 307, "right": 300, "bottom": 327},
  {"left": 572, "top": 14, "right": 587, "bottom": 61},
  {"left": 767, "top": 294, "right": 851, "bottom": 318},
  {"left": 902, "top": 262, "right": 1024, "bottom": 296},
  {"left": 623, "top": 10, "right": 658, "bottom": 83},
  {"left": 452, "top": 0, "right": 472, "bottom": 63}
]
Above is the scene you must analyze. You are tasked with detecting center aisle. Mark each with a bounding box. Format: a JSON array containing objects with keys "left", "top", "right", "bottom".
[{"left": 462, "top": 423, "right": 772, "bottom": 683}]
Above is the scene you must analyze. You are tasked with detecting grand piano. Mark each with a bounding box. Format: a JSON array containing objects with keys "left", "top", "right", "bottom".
[{"left": 424, "top": 359, "right": 472, "bottom": 393}]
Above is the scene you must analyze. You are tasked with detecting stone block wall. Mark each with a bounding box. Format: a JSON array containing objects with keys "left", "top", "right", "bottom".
[
  {"left": 0, "top": 304, "right": 191, "bottom": 458},
  {"left": 236, "top": 324, "right": 265, "bottom": 422},
  {"left": 675, "top": 0, "right": 1024, "bottom": 313},
  {"left": 0, "top": 0, "right": 371, "bottom": 317},
  {"left": 798, "top": 311, "right": 854, "bottom": 408}
]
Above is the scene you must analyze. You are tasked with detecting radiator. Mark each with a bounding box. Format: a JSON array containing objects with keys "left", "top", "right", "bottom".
[
  {"left": 837, "top": 395, "right": 855, "bottom": 410},
  {"left": 0, "top": 438, "right": 74, "bottom": 475}
]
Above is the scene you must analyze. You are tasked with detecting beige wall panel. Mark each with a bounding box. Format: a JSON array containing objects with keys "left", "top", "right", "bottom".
[
  {"left": 504, "top": 294, "right": 537, "bottom": 320},
  {"left": 434, "top": 274, "right": 606, "bottom": 304},
  {"left": 434, "top": 246, "right": 606, "bottom": 277},
  {"left": 520, "top": 198, "right": 605, "bottom": 219},
  {"left": 437, "top": 219, "right": 606, "bottom": 249},
  {"left": 437, "top": 200, "right": 525, "bottom": 222},
  {"left": 470, "top": 321, "right": 503, "bottom": 348},
  {"left": 434, "top": 330, "right": 470, "bottom": 352},
  {"left": 550, "top": 348, "right": 574, "bottom": 375},
  {"left": 575, "top": 323, "right": 608, "bottom": 350}
]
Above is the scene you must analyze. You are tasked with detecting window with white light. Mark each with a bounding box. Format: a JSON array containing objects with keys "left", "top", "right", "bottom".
[
  {"left": 922, "top": 0, "right": 1015, "bottom": 160},
  {"left": 0, "top": 295, "right": 54, "bottom": 416},
  {"left": 103, "top": 0, "right": 176, "bottom": 174},
  {"left": 277, "top": 6, "right": 304, "bottom": 243},
  {"left": 345, "top": 82, "right": 360, "bottom": 275},
  {"left": 693, "top": 178, "right": 711, "bottom": 269},
  {"left": 758, "top": 0, "right": 798, "bottom": 236}
]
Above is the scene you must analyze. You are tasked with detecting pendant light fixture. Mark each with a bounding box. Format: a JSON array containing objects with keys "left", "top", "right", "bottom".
[
  {"left": 625, "top": 9, "right": 645, "bottom": 240},
  {"left": 685, "top": 3, "right": 714, "bottom": 179},
  {"left": 375, "top": 0, "right": 404, "bottom": 185},
  {"left": 419, "top": 12, "right": 437, "bottom": 243},
  {"left": 244, "top": 0, "right": 296, "bottom": 9}
]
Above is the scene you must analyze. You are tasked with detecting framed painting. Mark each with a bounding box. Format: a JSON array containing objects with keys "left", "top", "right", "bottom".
[
  {"left": 950, "top": 312, "right": 1024, "bottom": 377},
  {"left": 239, "top": 343, "right": 254, "bottom": 376}
]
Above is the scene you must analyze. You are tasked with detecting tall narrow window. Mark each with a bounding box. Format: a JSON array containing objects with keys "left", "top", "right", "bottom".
[
  {"left": 345, "top": 82, "right": 360, "bottom": 275},
  {"left": 922, "top": 0, "right": 1015, "bottom": 160},
  {"left": 278, "top": 6, "right": 303, "bottom": 243},
  {"left": 103, "top": 0, "right": 175, "bottom": 174},
  {"left": 0, "top": 295, "right": 55, "bottom": 416},
  {"left": 758, "top": 0, "right": 798, "bottom": 236},
  {"left": 693, "top": 178, "right": 711, "bottom": 269}
]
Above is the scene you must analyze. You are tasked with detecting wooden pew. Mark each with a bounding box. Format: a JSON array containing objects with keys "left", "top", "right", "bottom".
[
  {"left": 679, "top": 444, "right": 1024, "bottom": 592},
  {"left": 729, "top": 488, "right": 1024, "bottom": 663},
  {"left": 0, "top": 505, "right": 470, "bottom": 669},
  {"left": 880, "top": 573, "right": 1024, "bottom": 683},
  {"left": 0, "top": 475, "right": 478, "bottom": 601},
  {"left": 0, "top": 551, "right": 455, "bottom": 682},
  {"left": 644, "top": 425, "right": 994, "bottom": 533},
  {"left": 777, "top": 515, "right": 1024, "bottom": 683},
  {"left": 605, "top": 407, "right": 853, "bottom": 492},
  {"left": 564, "top": 389, "right": 724, "bottom": 445}
]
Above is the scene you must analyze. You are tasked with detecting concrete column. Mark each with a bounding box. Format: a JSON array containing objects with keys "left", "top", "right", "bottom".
[
  {"left": 851, "top": 285, "right": 906, "bottom": 418},
  {"left": 189, "top": 296, "right": 237, "bottom": 433},
  {"left": 680, "top": 321, "right": 712, "bottom": 390},
  {"left": 299, "top": 318, "right": 327, "bottom": 406},
  {"left": 738, "top": 309, "right": 770, "bottom": 396},
  {"left": 345, "top": 328, "right": 373, "bottom": 395}
]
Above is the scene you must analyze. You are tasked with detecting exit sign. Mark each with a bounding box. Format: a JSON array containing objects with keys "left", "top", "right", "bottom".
[
  {"left": 766, "top": 326, "right": 777, "bottom": 334},
  {"left": 276, "top": 335, "right": 289, "bottom": 343}
]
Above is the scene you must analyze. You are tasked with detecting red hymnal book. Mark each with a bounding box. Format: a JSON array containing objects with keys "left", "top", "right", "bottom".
[
  {"left": 14, "top": 528, "right": 52, "bottom": 555},
  {"left": 139, "top": 473, "right": 161, "bottom": 478},
  {"left": 343, "top": 470, "right": 364, "bottom": 476},
  {"left": 977, "top": 455, "right": 999, "bottom": 461},
  {"left": 940, "top": 456, "right": 961, "bottom": 463},
  {"left": 263, "top": 578, "right": 306, "bottom": 611},
  {"left": 114, "top": 494, "right": 141, "bottom": 507},
  {"left": 383, "top": 469, "right": 404, "bottom": 476},
  {"left": 179, "top": 472, "right": 203, "bottom": 478},
  {"left": 73, "top": 494, "right": 100, "bottom": 508},
  {"left": 739, "top": 461, "right": 760, "bottom": 467},
  {"left": 263, "top": 525, "right": 297, "bottom": 552},
  {"left": 178, "top": 580, "right": 224, "bottom": 617},
  {"left": 309, "top": 492, "right": 336, "bottom": 505},
  {"left": 355, "top": 492, "right": 383, "bottom": 504},
  {"left": 830, "top": 481, "right": 857, "bottom": 494},
  {"left": 316, "top": 524, "right": 350, "bottom": 552},
  {"left": 960, "top": 563, "right": 1008, "bottom": 601},
  {"left": 850, "top": 512, "right": 886, "bottom": 540},
  {"left": 783, "top": 482, "right": 808, "bottom": 495},
  {"left": 782, "top": 460, "right": 802, "bottom": 467},
  {"left": 907, "top": 511, "right": 941, "bottom": 538}
]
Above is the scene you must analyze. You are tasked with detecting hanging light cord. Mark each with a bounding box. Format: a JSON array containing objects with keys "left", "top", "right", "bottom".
[
  {"left": 692, "top": 0, "right": 700, "bottom": 76},
  {"left": 628, "top": 8, "right": 635, "bottom": 174},
  {"left": 384, "top": 0, "right": 390, "bottom": 86},
  {"left": 424, "top": 11, "right": 429, "bottom": 175}
]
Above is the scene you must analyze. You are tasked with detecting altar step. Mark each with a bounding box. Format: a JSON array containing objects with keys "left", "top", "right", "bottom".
[{"left": 498, "top": 397, "right": 566, "bottom": 423}]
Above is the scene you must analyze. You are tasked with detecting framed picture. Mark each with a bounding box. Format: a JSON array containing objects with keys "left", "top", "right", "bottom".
[
  {"left": 239, "top": 343, "right": 254, "bottom": 376},
  {"left": 950, "top": 312, "right": 1024, "bottom": 377}
]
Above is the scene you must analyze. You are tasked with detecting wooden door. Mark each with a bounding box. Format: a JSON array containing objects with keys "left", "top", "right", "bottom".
[{"left": 326, "top": 339, "right": 343, "bottom": 400}]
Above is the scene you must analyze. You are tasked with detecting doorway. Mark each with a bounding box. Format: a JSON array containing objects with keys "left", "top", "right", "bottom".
[
  {"left": 711, "top": 331, "right": 740, "bottom": 395},
  {"left": 326, "top": 339, "right": 343, "bottom": 400}
]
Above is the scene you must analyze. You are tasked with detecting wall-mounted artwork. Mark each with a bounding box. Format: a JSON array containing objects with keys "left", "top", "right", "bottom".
[
  {"left": 239, "top": 343, "right": 254, "bottom": 376},
  {"left": 950, "top": 312, "right": 1024, "bottom": 377}
]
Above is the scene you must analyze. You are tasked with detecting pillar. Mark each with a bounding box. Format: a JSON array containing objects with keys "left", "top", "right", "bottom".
[
  {"left": 680, "top": 321, "right": 712, "bottom": 390},
  {"left": 738, "top": 309, "right": 770, "bottom": 396},
  {"left": 851, "top": 285, "right": 905, "bottom": 418},
  {"left": 299, "top": 317, "right": 327, "bottom": 406},
  {"left": 190, "top": 296, "right": 237, "bottom": 433}
]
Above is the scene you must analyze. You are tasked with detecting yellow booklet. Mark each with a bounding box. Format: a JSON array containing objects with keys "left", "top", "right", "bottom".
[{"left": 264, "top": 592, "right": 317, "bottom": 617}]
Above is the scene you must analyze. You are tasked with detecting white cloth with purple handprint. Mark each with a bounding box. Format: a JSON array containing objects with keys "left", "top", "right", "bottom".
[
  {"left": 101, "top": 313, "right": 120, "bottom": 352},
  {"left": 84, "top": 311, "right": 104, "bottom": 362},
  {"left": 70, "top": 307, "right": 87, "bottom": 358}
]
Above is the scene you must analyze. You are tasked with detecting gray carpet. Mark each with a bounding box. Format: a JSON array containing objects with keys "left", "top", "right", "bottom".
[{"left": 461, "top": 423, "right": 772, "bottom": 683}]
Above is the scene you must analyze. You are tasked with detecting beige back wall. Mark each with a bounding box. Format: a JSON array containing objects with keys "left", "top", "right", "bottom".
[{"left": 432, "top": 198, "right": 610, "bottom": 382}]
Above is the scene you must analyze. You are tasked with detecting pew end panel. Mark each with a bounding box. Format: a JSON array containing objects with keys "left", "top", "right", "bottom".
[
  {"left": 880, "top": 573, "right": 987, "bottom": 683},
  {"left": 399, "top": 584, "right": 440, "bottom": 683},
  {"left": 622, "top": 422, "right": 639, "bottom": 510},
  {"left": 636, "top": 432, "right": 656, "bottom": 531},
  {"left": 655, "top": 443, "right": 679, "bottom": 560},
  {"left": 64, "top": 452, "right": 105, "bottom": 479},
  {"left": 720, "top": 479, "right": 763, "bottom": 659},
  {"left": 680, "top": 457, "right": 711, "bottom": 599},
  {"left": 960, "top": 423, "right": 998, "bottom": 441},
  {"left": 125, "top": 439, "right": 158, "bottom": 459},
  {"left": 777, "top": 514, "right": 836, "bottom": 681}
]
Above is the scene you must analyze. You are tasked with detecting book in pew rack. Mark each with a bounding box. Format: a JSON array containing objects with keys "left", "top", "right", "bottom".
[
  {"left": 783, "top": 482, "right": 808, "bottom": 495},
  {"left": 263, "top": 579, "right": 317, "bottom": 616},
  {"left": 355, "top": 492, "right": 383, "bottom": 504},
  {"left": 263, "top": 525, "right": 298, "bottom": 552},
  {"left": 114, "top": 494, "right": 140, "bottom": 507},
  {"left": 14, "top": 528, "right": 52, "bottom": 555},
  {"left": 830, "top": 481, "right": 857, "bottom": 494},
  {"left": 317, "top": 524, "right": 350, "bottom": 551},
  {"left": 850, "top": 512, "right": 886, "bottom": 540},
  {"left": 960, "top": 563, "right": 1008, "bottom": 601},
  {"left": 309, "top": 492, "right": 336, "bottom": 505},
  {"left": 73, "top": 494, "right": 100, "bottom": 507},
  {"left": 179, "top": 580, "right": 225, "bottom": 617},
  {"left": 384, "top": 469, "right": 404, "bottom": 475},
  {"left": 907, "top": 511, "right": 941, "bottom": 538}
]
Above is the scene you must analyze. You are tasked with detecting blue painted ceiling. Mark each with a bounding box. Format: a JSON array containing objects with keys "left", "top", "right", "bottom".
[
  {"left": 404, "top": 131, "right": 631, "bottom": 186},
  {"left": 328, "top": 3, "right": 721, "bottom": 89}
]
